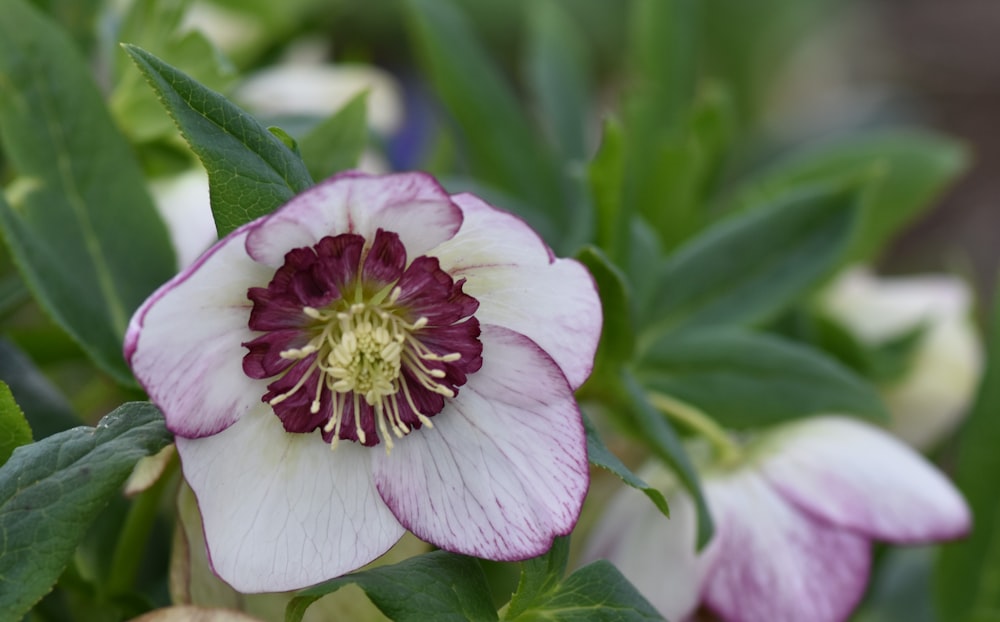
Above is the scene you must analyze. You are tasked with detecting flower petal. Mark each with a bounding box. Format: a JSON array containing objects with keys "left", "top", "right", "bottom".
[
  {"left": 884, "top": 315, "right": 982, "bottom": 449},
  {"left": 703, "top": 470, "right": 871, "bottom": 622},
  {"left": 148, "top": 167, "right": 218, "bottom": 269},
  {"left": 581, "top": 476, "right": 712, "bottom": 622},
  {"left": 361, "top": 229, "right": 407, "bottom": 288},
  {"left": 236, "top": 63, "right": 403, "bottom": 134},
  {"left": 372, "top": 325, "right": 588, "bottom": 560},
  {"left": 820, "top": 267, "right": 973, "bottom": 343},
  {"left": 759, "top": 416, "right": 971, "bottom": 542},
  {"left": 819, "top": 267, "right": 983, "bottom": 449},
  {"left": 432, "top": 193, "right": 601, "bottom": 389},
  {"left": 126, "top": 224, "right": 273, "bottom": 438},
  {"left": 176, "top": 406, "right": 405, "bottom": 593},
  {"left": 245, "top": 172, "right": 461, "bottom": 267}
]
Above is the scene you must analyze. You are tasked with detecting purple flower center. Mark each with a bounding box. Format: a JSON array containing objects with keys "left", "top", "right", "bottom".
[{"left": 242, "top": 229, "right": 483, "bottom": 450}]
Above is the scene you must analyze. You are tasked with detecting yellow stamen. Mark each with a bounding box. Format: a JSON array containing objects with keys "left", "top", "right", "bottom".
[{"left": 272, "top": 293, "right": 463, "bottom": 453}]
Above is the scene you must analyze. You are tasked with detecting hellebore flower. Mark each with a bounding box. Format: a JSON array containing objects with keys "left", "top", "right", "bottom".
[
  {"left": 126, "top": 171, "right": 600, "bottom": 592},
  {"left": 584, "top": 416, "right": 971, "bottom": 622},
  {"left": 819, "top": 267, "right": 983, "bottom": 449}
]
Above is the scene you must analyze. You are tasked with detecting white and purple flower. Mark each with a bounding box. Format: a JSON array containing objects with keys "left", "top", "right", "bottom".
[
  {"left": 819, "top": 266, "right": 983, "bottom": 449},
  {"left": 126, "top": 171, "right": 600, "bottom": 593},
  {"left": 584, "top": 416, "right": 971, "bottom": 622}
]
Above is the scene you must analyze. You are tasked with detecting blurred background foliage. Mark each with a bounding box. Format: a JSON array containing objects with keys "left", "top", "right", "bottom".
[
  {"left": 1, "top": 0, "right": 994, "bottom": 620},
  {"left": 7, "top": 0, "right": 984, "bottom": 419}
]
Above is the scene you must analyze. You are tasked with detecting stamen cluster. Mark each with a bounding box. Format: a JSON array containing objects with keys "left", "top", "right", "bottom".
[{"left": 242, "top": 229, "right": 482, "bottom": 450}]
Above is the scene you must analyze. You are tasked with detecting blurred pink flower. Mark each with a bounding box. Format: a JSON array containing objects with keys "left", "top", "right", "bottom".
[{"left": 585, "top": 416, "right": 971, "bottom": 622}]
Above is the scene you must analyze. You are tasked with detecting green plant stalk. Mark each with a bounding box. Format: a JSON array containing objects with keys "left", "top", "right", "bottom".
[
  {"left": 648, "top": 391, "right": 742, "bottom": 465},
  {"left": 106, "top": 450, "right": 178, "bottom": 597}
]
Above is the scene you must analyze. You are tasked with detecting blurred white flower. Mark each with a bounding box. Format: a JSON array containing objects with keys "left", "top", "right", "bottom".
[
  {"left": 179, "top": 1, "right": 268, "bottom": 61},
  {"left": 819, "top": 266, "right": 983, "bottom": 449},
  {"left": 149, "top": 167, "right": 217, "bottom": 270},
  {"left": 234, "top": 37, "right": 403, "bottom": 138},
  {"left": 584, "top": 416, "right": 971, "bottom": 622},
  {"left": 236, "top": 64, "right": 403, "bottom": 136}
]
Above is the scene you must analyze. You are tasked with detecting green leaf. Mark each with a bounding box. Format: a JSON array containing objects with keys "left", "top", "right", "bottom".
[
  {"left": 504, "top": 535, "right": 664, "bottom": 621},
  {"left": 629, "top": 84, "right": 737, "bottom": 252},
  {"left": 0, "top": 381, "right": 32, "bottom": 466},
  {"left": 777, "top": 309, "right": 878, "bottom": 381},
  {"left": 700, "top": 0, "right": 827, "bottom": 124},
  {"left": 405, "top": 0, "right": 565, "bottom": 245},
  {"left": 30, "top": 0, "right": 104, "bottom": 54},
  {"left": 637, "top": 329, "right": 889, "bottom": 429},
  {"left": 299, "top": 91, "right": 369, "bottom": 181},
  {"left": 620, "top": 80, "right": 740, "bottom": 252},
  {"left": 110, "top": 0, "right": 235, "bottom": 143},
  {"left": 865, "top": 323, "right": 927, "bottom": 384},
  {"left": 627, "top": 218, "right": 668, "bottom": 317},
  {"left": 286, "top": 551, "right": 499, "bottom": 622},
  {"left": 268, "top": 126, "right": 301, "bottom": 155},
  {"left": 855, "top": 546, "right": 937, "bottom": 622},
  {"left": 0, "top": 402, "right": 173, "bottom": 619},
  {"left": 621, "top": 372, "right": 713, "bottom": 549},
  {"left": 726, "top": 132, "right": 967, "bottom": 260},
  {"left": 576, "top": 246, "right": 635, "bottom": 366},
  {"left": 589, "top": 118, "right": 627, "bottom": 257},
  {"left": 0, "top": 0, "right": 177, "bottom": 384},
  {"left": 0, "top": 339, "right": 83, "bottom": 439},
  {"left": 0, "top": 272, "right": 29, "bottom": 319},
  {"left": 806, "top": 316, "right": 926, "bottom": 387},
  {"left": 688, "top": 83, "right": 736, "bottom": 187},
  {"left": 506, "top": 537, "right": 570, "bottom": 619},
  {"left": 504, "top": 560, "right": 664, "bottom": 621},
  {"left": 525, "top": 1, "right": 590, "bottom": 162},
  {"left": 935, "top": 287, "right": 1000, "bottom": 621},
  {"left": 632, "top": 134, "right": 702, "bottom": 250},
  {"left": 122, "top": 44, "right": 314, "bottom": 236},
  {"left": 627, "top": 0, "right": 699, "bottom": 132},
  {"left": 584, "top": 415, "right": 669, "bottom": 519},
  {"left": 0, "top": 339, "right": 80, "bottom": 439},
  {"left": 620, "top": 0, "right": 701, "bottom": 254},
  {"left": 644, "top": 84, "right": 736, "bottom": 251},
  {"left": 643, "top": 184, "right": 860, "bottom": 335}
]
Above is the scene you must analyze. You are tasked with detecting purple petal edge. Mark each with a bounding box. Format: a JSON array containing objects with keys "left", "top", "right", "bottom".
[
  {"left": 124, "top": 218, "right": 263, "bottom": 365},
  {"left": 373, "top": 324, "right": 589, "bottom": 562}
]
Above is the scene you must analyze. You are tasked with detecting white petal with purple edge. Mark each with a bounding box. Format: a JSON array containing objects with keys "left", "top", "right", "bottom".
[
  {"left": 582, "top": 478, "right": 712, "bottom": 621},
  {"left": 126, "top": 225, "right": 273, "bottom": 437},
  {"left": 245, "top": 172, "right": 462, "bottom": 267},
  {"left": 702, "top": 470, "right": 871, "bottom": 622},
  {"left": 759, "top": 416, "right": 972, "bottom": 542},
  {"left": 176, "top": 406, "right": 405, "bottom": 593},
  {"left": 372, "top": 325, "right": 588, "bottom": 560},
  {"left": 432, "top": 194, "right": 601, "bottom": 390}
]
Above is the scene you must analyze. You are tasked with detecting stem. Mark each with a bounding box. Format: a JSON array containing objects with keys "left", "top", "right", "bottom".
[
  {"left": 648, "top": 392, "right": 742, "bottom": 465},
  {"left": 107, "top": 451, "right": 178, "bottom": 597}
]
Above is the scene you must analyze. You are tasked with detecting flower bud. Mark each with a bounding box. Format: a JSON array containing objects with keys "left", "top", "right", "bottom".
[{"left": 818, "top": 267, "right": 983, "bottom": 449}]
